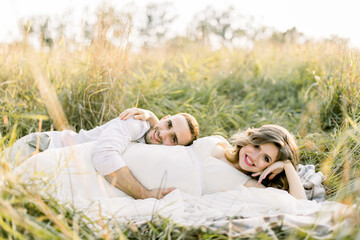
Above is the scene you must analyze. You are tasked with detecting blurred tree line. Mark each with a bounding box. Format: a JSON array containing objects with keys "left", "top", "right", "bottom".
[{"left": 15, "top": 1, "right": 338, "bottom": 51}]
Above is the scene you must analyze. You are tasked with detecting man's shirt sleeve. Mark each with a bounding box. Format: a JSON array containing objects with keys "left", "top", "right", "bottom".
[{"left": 92, "top": 117, "right": 150, "bottom": 175}]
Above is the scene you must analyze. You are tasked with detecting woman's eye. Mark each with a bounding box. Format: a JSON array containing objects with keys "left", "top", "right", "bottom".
[
  {"left": 254, "top": 145, "right": 260, "bottom": 149},
  {"left": 167, "top": 120, "right": 172, "bottom": 128},
  {"left": 264, "top": 156, "right": 270, "bottom": 163}
]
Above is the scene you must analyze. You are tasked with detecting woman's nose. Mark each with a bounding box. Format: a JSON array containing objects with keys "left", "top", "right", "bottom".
[{"left": 252, "top": 152, "right": 260, "bottom": 162}]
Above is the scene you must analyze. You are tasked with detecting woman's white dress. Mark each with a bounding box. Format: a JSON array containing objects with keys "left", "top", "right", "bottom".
[
  {"left": 9, "top": 136, "right": 353, "bottom": 237},
  {"left": 191, "top": 136, "right": 250, "bottom": 194}
]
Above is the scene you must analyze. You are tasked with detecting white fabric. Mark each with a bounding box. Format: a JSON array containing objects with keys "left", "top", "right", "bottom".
[
  {"left": 191, "top": 136, "right": 250, "bottom": 193},
  {"left": 45, "top": 119, "right": 117, "bottom": 148},
  {"left": 47, "top": 117, "right": 150, "bottom": 175},
  {"left": 12, "top": 140, "right": 353, "bottom": 238},
  {"left": 2, "top": 117, "right": 149, "bottom": 176},
  {"left": 297, "top": 164, "right": 326, "bottom": 202},
  {"left": 91, "top": 117, "right": 150, "bottom": 175},
  {"left": 121, "top": 142, "right": 202, "bottom": 196}
]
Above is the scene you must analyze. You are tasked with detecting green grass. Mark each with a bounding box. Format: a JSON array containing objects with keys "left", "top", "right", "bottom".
[{"left": 1, "top": 28, "right": 360, "bottom": 238}]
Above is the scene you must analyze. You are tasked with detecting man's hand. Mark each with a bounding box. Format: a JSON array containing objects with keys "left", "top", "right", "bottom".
[
  {"left": 147, "top": 187, "right": 176, "bottom": 199},
  {"left": 119, "top": 108, "right": 159, "bottom": 127},
  {"left": 104, "top": 167, "right": 175, "bottom": 199}
]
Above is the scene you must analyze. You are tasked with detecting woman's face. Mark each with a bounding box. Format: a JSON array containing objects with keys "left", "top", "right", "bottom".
[{"left": 237, "top": 143, "right": 279, "bottom": 173}]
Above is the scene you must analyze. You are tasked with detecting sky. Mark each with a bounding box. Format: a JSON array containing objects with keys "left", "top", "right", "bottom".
[{"left": 0, "top": 0, "right": 359, "bottom": 49}]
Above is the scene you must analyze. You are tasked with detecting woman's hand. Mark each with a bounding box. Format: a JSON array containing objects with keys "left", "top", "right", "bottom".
[
  {"left": 252, "top": 160, "right": 307, "bottom": 199},
  {"left": 252, "top": 161, "right": 286, "bottom": 185},
  {"left": 119, "top": 108, "right": 160, "bottom": 127}
]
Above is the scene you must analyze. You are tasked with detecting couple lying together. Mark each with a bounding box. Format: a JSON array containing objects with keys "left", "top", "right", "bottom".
[
  {"left": 4, "top": 108, "right": 354, "bottom": 237},
  {"left": 3, "top": 108, "right": 306, "bottom": 200}
]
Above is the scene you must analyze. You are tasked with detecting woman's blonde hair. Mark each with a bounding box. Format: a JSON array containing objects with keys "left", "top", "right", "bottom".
[{"left": 225, "top": 124, "right": 299, "bottom": 191}]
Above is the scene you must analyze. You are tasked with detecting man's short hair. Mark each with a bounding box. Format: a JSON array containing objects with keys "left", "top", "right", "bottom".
[{"left": 179, "top": 113, "right": 199, "bottom": 146}]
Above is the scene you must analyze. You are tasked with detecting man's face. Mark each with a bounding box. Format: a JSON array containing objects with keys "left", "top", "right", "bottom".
[{"left": 144, "top": 114, "right": 192, "bottom": 146}]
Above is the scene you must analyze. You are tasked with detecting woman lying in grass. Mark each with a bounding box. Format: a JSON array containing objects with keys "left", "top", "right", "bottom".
[{"left": 121, "top": 108, "right": 307, "bottom": 199}]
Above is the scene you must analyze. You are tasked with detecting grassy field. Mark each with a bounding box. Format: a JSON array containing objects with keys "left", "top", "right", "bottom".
[{"left": 1, "top": 20, "right": 360, "bottom": 239}]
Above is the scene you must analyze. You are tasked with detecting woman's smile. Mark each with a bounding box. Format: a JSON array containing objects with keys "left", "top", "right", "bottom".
[{"left": 244, "top": 154, "right": 255, "bottom": 167}]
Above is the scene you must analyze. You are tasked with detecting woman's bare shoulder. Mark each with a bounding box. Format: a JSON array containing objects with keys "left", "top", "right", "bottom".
[{"left": 211, "top": 143, "right": 225, "bottom": 158}]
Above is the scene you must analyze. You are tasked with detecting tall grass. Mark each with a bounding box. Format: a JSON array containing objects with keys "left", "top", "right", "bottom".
[{"left": 1, "top": 13, "right": 360, "bottom": 239}]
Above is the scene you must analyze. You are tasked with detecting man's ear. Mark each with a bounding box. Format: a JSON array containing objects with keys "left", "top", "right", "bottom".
[{"left": 161, "top": 115, "right": 171, "bottom": 120}]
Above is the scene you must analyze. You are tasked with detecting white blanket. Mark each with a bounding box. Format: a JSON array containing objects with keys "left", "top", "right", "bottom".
[{"left": 13, "top": 141, "right": 353, "bottom": 238}]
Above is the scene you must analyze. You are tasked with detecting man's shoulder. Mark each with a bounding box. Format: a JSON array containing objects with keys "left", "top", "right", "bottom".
[
  {"left": 122, "top": 117, "right": 150, "bottom": 140},
  {"left": 96, "top": 117, "right": 150, "bottom": 141}
]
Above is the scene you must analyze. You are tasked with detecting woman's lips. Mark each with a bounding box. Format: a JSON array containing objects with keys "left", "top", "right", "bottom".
[{"left": 244, "top": 154, "right": 255, "bottom": 167}]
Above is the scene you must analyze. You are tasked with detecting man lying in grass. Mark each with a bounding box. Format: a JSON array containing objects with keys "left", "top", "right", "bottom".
[{"left": 1, "top": 109, "right": 199, "bottom": 199}]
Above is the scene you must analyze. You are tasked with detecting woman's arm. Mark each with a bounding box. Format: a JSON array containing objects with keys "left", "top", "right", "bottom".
[
  {"left": 119, "top": 108, "right": 160, "bottom": 127},
  {"left": 283, "top": 160, "right": 307, "bottom": 199}
]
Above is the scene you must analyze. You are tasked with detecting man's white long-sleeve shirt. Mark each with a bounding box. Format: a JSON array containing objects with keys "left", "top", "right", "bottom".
[
  {"left": 44, "top": 117, "right": 149, "bottom": 176},
  {"left": 91, "top": 117, "right": 150, "bottom": 175}
]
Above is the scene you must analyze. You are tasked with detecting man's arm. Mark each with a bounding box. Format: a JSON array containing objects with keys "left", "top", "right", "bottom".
[
  {"left": 92, "top": 117, "right": 174, "bottom": 199},
  {"left": 105, "top": 167, "right": 175, "bottom": 199},
  {"left": 92, "top": 117, "right": 147, "bottom": 175}
]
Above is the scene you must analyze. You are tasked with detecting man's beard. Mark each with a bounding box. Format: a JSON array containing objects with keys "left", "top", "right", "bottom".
[
  {"left": 144, "top": 127, "right": 157, "bottom": 144},
  {"left": 144, "top": 131, "right": 151, "bottom": 144}
]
